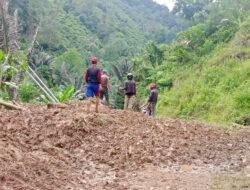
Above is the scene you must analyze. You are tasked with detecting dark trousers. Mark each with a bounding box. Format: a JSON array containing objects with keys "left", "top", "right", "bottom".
[
  {"left": 148, "top": 102, "right": 156, "bottom": 116},
  {"left": 100, "top": 87, "right": 109, "bottom": 105}
]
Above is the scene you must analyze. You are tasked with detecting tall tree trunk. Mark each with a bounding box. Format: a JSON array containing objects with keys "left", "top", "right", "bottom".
[
  {"left": 0, "top": 0, "right": 9, "bottom": 53},
  {"left": 0, "top": 0, "right": 20, "bottom": 101}
]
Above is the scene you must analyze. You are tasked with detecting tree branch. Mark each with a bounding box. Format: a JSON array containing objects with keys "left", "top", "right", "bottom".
[{"left": 0, "top": 99, "right": 24, "bottom": 110}]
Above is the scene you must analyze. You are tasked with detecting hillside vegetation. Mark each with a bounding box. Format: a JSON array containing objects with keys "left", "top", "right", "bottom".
[
  {"left": 1, "top": 1, "right": 250, "bottom": 189},
  {"left": 0, "top": 0, "right": 249, "bottom": 125},
  {"left": 4, "top": 0, "right": 180, "bottom": 90},
  {"left": 130, "top": 0, "right": 250, "bottom": 124},
  {"left": 158, "top": 18, "right": 250, "bottom": 123},
  {"left": 11, "top": 0, "right": 178, "bottom": 58}
]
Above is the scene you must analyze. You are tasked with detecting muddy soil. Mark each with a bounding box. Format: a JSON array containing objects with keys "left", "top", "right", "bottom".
[{"left": 0, "top": 101, "right": 249, "bottom": 189}]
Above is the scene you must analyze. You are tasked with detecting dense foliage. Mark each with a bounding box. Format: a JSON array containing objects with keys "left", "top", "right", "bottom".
[
  {"left": 3, "top": 0, "right": 182, "bottom": 103},
  {"left": 1, "top": 0, "right": 249, "bottom": 124},
  {"left": 133, "top": 0, "right": 250, "bottom": 124}
]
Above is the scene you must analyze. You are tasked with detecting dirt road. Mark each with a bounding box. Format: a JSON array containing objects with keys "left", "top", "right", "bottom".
[{"left": 0, "top": 101, "right": 249, "bottom": 189}]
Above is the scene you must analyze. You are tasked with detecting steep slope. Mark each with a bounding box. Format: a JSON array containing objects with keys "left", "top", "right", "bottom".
[
  {"left": 10, "top": 0, "right": 101, "bottom": 57},
  {"left": 0, "top": 102, "right": 249, "bottom": 189},
  {"left": 62, "top": 0, "right": 178, "bottom": 62},
  {"left": 10, "top": 0, "right": 178, "bottom": 61},
  {"left": 6, "top": 0, "right": 180, "bottom": 93},
  {"left": 156, "top": 17, "right": 250, "bottom": 124}
]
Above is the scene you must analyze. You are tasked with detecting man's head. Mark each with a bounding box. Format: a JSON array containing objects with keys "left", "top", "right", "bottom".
[
  {"left": 90, "top": 56, "right": 98, "bottom": 64},
  {"left": 149, "top": 83, "right": 157, "bottom": 90},
  {"left": 127, "top": 73, "right": 133, "bottom": 80}
]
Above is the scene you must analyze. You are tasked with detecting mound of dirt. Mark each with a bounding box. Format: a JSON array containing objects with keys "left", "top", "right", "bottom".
[{"left": 0, "top": 101, "right": 249, "bottom": 189}]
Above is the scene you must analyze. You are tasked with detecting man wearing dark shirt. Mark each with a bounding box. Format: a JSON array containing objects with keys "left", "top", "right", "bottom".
[
  {"left": 124, "top": 73, "right": 136, "bottom": 110},
  {"left": 147, "top": 83, "right": 158, "bottom": 116},
  {"left": 84, "top": 56, "right": 101, "bottom": 113}
]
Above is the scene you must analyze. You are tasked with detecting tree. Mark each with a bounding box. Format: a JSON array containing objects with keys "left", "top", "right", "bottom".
[
  {"left": 0, "top": 0, "right": 28, "bottom": 101},
  {"left": 173, "top": 0, "right": 211, "bottom": 20},
  {"left": 52, "top": 49, "right": 86, "bottom": 88}
]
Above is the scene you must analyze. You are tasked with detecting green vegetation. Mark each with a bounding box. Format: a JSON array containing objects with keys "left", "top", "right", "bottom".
[
  {"left": 19, "top": 80, "right": 39, "bottom": 102},
  {"left": 12, "top": 0, "right": 179, "bottom": 60},
  {"left": 52, "top": 48, "right": 86, "bottom": 88},
  {"left": 1, "top": 0, "right": 249, "bottom": 124},
  {"left": 3, "top": 0, "right": 181, "bottom": 103},
  {"left": 57, "top": 85, "right": 75, "bottom": 103},
  {"left": 132, "top": 1, "right": 250, "bottom": 124}
]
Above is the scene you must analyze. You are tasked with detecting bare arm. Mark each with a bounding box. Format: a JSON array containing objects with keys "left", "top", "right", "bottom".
[
  {"left": 108, "top": 77, "right": 111, "bottom": 90},
  {"left": 84, "top": 69, "right": 89, "bottom": 83}
]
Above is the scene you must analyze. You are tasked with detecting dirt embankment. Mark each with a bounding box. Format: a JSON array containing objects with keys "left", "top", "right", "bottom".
[{"left": 0, "top": 102, "right": 249, "bottom": 189}]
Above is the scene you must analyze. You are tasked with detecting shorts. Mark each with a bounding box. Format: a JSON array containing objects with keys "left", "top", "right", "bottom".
[{"left": 86, "top": 83, "right": 100, "bottom": 97}]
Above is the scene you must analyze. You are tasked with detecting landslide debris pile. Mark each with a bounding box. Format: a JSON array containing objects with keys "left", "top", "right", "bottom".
[{"left": 0, "top": 102, "right": 249, "bottom": 189}]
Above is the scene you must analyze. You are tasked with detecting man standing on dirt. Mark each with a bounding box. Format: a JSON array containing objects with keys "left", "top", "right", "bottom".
[
  {"left": 124, "top": 73, "right": 136, "bottom": 110},
  {"left": 147, "top": 83, "right": 158, "bottom": 117},
  {"left": 84, "top": 56, "right": 102, "bottom": 113},
  {"left": 100, "top": 70, "right": 111, "bottom": 105}
]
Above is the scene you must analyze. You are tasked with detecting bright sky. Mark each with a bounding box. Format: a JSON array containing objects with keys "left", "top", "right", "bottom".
[{"left": 153, "top": 0, "right": 175, "bottom": 10}]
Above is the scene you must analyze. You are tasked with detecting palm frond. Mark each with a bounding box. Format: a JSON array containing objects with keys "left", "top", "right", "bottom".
[{"left": 110, "top": 63, "right": 123, "bottom": 84}]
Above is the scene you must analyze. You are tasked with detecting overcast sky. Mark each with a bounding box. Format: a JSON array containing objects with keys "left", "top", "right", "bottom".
[{"left": 153, "top": 0, "right": 175, "bottom": 10}]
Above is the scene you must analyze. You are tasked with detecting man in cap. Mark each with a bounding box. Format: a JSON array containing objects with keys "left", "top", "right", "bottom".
[
  {"left": 147, "top": 83, "right": 158, "bottom": 116},
  {"left": 124, "top": 73, "right": 136, "bottom": 110},
  {"left": 84, "top": 56, "right": 101, "bottom": 113}
]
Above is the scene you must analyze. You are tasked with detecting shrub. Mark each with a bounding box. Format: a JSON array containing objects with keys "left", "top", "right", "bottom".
[
  {"left": 19, "top": 81, "right": 40, "bottom": 102},
  {"left": 58, "top": 85, "right": 75, "bottom": 103}
]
